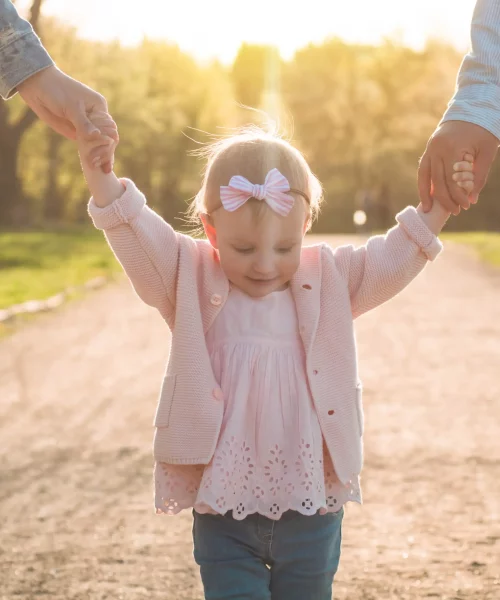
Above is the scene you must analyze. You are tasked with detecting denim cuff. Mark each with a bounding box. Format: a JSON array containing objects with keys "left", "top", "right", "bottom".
[{"left": 0, "top": 31, "right": 54, "bottom": 99}]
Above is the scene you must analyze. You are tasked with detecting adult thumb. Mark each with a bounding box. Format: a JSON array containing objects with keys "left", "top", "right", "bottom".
[
  {"left": 470, "top": 150, "right": 495, "bottom": 203},
  {"left": 417, "top": 151, "right": 432, "bottom": 212},
  {"left": 67, "top": 101, "right": 100, "bottom": 140}
]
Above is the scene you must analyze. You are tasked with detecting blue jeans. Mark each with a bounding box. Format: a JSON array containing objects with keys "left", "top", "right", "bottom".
[{"left": 192, "top": 507, "right": 344, "bottom": 600}]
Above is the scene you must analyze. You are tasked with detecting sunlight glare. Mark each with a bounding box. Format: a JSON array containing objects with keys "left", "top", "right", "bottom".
[{"left": 18, "top": 0, "right": 475, "bottom": 63}]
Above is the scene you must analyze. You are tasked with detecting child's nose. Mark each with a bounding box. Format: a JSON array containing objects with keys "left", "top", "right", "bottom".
[{"left": 253, "top": 253, "right": 275, "bottom": 275}]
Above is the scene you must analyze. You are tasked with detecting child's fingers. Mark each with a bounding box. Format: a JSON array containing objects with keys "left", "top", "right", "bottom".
[
  {"left": 83, "top": 127, "right": 118, "bottom": 147},
  {"left": 78, "top": 135, "right": 116, "bottom": 161},
  {"left": 463, "top": 152, "right": 474, "bottom": 163},
  {"left": 452, "top": 171, "right": 474, "bottom": 183},
  {"left": 457, "top": 180, "right": 474, "bottom": 193},
  {"left": 79, "top": 111, "right": 118, "bottom": 170},
  {"left": 88, "top": 142, "right": 116, "bottom": 164},
  {"left": 453, "top": 160, "right": 473, "bottom": 173},
  {"left": 80, "top": 139, "right": 116, "bottom": 170},
  {"left": 83, "top": 135, "right": 115, "bottom": 154}
]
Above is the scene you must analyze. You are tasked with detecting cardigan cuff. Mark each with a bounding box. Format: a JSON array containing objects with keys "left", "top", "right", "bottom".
[
  {"left": 395, "top": 206, "right": 443, "bottom": 261},
  {"left": 87, "top": 178, "right": 146, "bottom": 230}
]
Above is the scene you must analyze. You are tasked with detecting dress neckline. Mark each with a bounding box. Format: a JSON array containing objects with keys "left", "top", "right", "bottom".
[{"left": 228, "top": 284, "right": 291, "bottom": 298}]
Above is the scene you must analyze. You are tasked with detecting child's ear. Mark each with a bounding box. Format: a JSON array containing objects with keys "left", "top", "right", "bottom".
[
  {"left": 201, "top": 213, "right": 218, "bottom": 249},
  {"left": 303, "top": 216, "right": 311, "bottom": 235}
]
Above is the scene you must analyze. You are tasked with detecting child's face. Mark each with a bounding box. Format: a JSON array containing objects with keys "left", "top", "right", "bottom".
[{"left": 204, "top": 199, "right": 308, "bottom": 297}]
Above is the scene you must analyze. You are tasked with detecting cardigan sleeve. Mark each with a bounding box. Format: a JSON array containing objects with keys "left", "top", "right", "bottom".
[
  {"left": 88, "top": 178, "right": 180, "bottom": 322},
  {"left": 325, "top": 206, "right": 443, "bottom": 319}
]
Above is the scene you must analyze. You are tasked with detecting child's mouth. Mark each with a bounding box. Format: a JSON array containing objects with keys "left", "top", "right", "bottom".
[{"left": 247, "top": 277, "right": 278, "bottom": 285}]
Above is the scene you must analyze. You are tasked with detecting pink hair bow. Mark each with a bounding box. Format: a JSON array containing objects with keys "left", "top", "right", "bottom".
[{"left": 220, "top": 168, "right": 295, "bottom": 217}]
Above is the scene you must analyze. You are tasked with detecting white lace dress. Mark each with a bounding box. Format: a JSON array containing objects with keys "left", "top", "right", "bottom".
[{"left": 155, "top": 286, "right": 361, "bottom": 520}]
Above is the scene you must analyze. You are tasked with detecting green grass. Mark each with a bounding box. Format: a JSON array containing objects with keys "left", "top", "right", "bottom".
[
  {"left": 0, "top": 229, "right": 498, "bottom": 314},
  {"left": 442, "top": 232, "right": 500, "bottom": 268},
  {"left": 0, "top": 227, "right": 121, "bottom": 310}
]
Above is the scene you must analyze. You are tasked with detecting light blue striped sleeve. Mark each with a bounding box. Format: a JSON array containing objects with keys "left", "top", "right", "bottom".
[{"left": 440, "top": 0, "right": 500, "bottom": 140}]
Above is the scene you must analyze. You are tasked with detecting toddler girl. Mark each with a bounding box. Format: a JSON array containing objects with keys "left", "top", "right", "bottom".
[{"left": 77, "top": 113, "right": 474, "bottom": 600}]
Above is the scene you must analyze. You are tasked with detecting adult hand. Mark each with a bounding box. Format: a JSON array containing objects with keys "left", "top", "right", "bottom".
[
  {"left": 418, "top": 121, "right": 499, "bottom": 215},
  {"left": 17, "top": 66, "right": 117, "bottom": 173}
]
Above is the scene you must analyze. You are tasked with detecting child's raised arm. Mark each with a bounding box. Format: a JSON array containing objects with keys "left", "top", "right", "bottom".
[
  {"left": 76, "top": 111, "right": 183, "bottom": 325},
  {"left": 325, "top": 155, "right": 474, "bottom": 319},
  {"left": 77, "top": 111, "right": 124, "bottom": 206}
]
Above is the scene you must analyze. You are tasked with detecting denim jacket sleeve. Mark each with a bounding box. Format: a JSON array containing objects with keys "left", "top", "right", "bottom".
[
  {"left": 440, "top": 0, "right": 500, "bottom": 140},
  {"left": 0, "top": 0, "right": 54, "bottom": 99}
]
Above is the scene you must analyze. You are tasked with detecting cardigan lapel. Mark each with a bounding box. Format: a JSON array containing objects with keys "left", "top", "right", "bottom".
[
  {"left": 201, "top": 246, "right": 230, "bottom": 334},
  {"left": 290, "top": 244, "right": 322, "bottom": 356}
]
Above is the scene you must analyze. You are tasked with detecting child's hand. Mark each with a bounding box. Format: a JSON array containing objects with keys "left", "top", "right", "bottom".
[
  {"left": 452, "top": 152, "right": 474, "bottom": 197},
  {"left": 77, "top": 111, "right": 119, "bottom": 171},
  {"left": 77, "top": 110, "right": 124, "bottom": 207}
]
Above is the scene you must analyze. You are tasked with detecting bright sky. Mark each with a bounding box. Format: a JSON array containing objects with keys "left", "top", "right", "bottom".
[{"left": 18, "top": 0, "right": 476, "bottom": 63}]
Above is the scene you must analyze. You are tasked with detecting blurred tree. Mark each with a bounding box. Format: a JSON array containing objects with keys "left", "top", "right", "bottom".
[
  {"left": 2, "top": 12, "right": 499, "bottom": 232},
  {"left": 0, "top": 0, "right": 44, "bottom": 226},
  {"left": 282, "top": 37, "right": 476, "bottom": 232},
  {"left": 231, "top": 44, "right": 281, "bottom": 111},
  {"left": 15, "top": 28, "right": 239, "bottom": 226}
]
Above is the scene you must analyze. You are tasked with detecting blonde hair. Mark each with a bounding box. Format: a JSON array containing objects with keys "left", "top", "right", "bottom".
[{"left": 187, "top": 126, "right": 323, "bottom": 232}]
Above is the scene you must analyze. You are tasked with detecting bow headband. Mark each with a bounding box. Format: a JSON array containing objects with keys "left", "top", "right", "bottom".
[{"left": 220, "top": 168, "right": 309, "bottom": 217}]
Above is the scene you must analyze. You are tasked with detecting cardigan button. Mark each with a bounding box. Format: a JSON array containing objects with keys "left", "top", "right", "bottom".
[
  {"left": 210, "top": 294, "right": 222, "bottom": 306},
  {"left": 213, "top": 387, "right": 224, "bottom": 401}
]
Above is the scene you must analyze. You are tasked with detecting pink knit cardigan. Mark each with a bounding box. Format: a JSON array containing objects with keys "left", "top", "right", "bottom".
[{"left": 88, "top": 179, "right": 442, "bottom": 486}]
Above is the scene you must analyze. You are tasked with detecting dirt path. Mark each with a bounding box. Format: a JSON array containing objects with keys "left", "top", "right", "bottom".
[{"left": 1, "top": 236, "right": 499, "bottom": 600}]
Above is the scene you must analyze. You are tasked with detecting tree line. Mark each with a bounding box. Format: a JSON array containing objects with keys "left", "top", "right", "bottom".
[{"left": 1, "top": 0, "right": 499, "bottom": 232}]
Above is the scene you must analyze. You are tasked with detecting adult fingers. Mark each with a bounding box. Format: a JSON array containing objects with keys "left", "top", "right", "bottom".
[
  {"left": 431, "top": 156, "right": 461, "bottom": 215},
  {"left": 95, "top": 125, "right": 118, "bottom": 141},
  {"left": 85, "top": 113, "right": 119, "bottom": 142},
  {"left": 67, "top": 100, "right": 103, "bottom": 140},
  {"left": 94, "top": 120, "right": 119, "bottom": 142},
  {"left": 417, "top": 150, "right": 433, "bottom": 212},
  {"left": 87, "top": 110, "right": 116, "bottom": 123}
]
